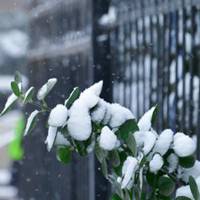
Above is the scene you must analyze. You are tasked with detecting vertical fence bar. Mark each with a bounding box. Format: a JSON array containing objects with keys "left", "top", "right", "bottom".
[
  {"left": 135, "top": 15, "right": 140, "bottom": 118},
  {"left": 174, "top": 9, "right": 179, "bottom": 131},
  {"left": 188, "top": 6, "right": 196, "bottom": 135},
  {"left": 149, "top": 14, "right": 154, "bottom": 108},
  {"left": 181, "top": 4, "right": 186, "bottom": 131},
  {"left": 92, "top": 0, "right": 111, "bottom": 199},
  {"left": 141, "top": 0, "right": 146, "bottom": 113},
  {"left": 167, "top": 11, "right": 172, "bottom": 127}
]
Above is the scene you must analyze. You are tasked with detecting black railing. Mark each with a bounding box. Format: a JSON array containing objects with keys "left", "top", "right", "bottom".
[{"left": 110, "top": 0, "right": 200, "bottom": 143}]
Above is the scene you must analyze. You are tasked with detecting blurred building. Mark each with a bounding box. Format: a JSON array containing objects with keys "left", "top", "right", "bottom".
[{"left": 0, "top": 1, "right": 28, "bottom": 199}]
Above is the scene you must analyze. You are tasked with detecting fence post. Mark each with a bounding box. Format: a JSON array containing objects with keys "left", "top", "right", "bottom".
[{"left": 92, "top": 0, "right": 112, "bottom": 199}]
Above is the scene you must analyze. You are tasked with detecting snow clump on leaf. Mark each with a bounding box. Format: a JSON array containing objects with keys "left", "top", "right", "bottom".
[
  {"left": 48, "top": 104, "right": 68, "bottom": 127},
  {"left": 121, "top": 156, "right": 138, "bottom": 189},
  {"left": 149, "top": 153, "right": 164, "bottom": 173},
  {"left": 173, "top": 132, "right": 196, "bottom": 157},
  {"left": 99, "top": 126, "right": 118, "bottom": 151}
]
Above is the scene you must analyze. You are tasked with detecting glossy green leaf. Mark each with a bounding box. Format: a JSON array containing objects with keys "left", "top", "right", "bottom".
[
  {"left": 95, "top": 144, "right": 108, "bottom": 163},
  {"left": 65, "top": 87, "right": 80, "bottom": 108},
  {"left": 116, "top": 119, "right": 139, "bottom": 140},
  {"left": 56, "top": 146, "right": 71, "bottom": 164},
  {"left": 110, "top": 150, "right": 120, "bottom": 167},
  {"left": 151, "top": 104, "right": 159, "bottom": 125},
  {"left": 23, "top": 87, "right": 35, "bottom": 103},
  {"left": 101, "top": 159, "right": 108, "bottom": 178},
  {"left": 24, "top": 110, "right": 39, "bottom": 136},
  {"left": 146, "top": 171, "right": 158, "bottom": 188},
  {"left": 179, "top": 155, "right": 195, "bottom": 168},
  {"left": 158, "top": 175, "right": 175, "bottom": 197},
  {"left": 37, "top": 78, "right": 57, "bottom": 100},
  {"left": 176, "top": 197, "right": 192, "bottom": 200},
  {"left": 75, "top": 141, "right": 87, "bottom": 156},
  {"left": 125, "top": 133, "right": 137, "bottom": 156},
  {"left": 189, "top": 176, "right": 200, "bottom": 200},
  {"left": 0, "top": 94, "right": 18, "bottom": 116},
  {"left": 111, "top": 194, "right": 122, "bottom": 200},
  {"left": 11, "top": 81, "right": 21, "bottom": 97}
]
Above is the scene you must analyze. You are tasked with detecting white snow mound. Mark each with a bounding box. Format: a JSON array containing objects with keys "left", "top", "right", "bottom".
[{"left": 48, "top": 104, "right": 68, "bottom": 127}]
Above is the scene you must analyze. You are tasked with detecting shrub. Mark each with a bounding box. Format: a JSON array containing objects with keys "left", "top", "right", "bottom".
[{"left": 1, "top": 73, "right": 200, "bottom": 200}]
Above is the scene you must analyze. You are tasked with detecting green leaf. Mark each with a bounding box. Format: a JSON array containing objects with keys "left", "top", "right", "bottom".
[
  {"left": 65, "top": 87, "right": 80, "bottom": 108},
  {"left": 110, "top": 150, "right": 120, "bottom": 167},
  {"left": 95, "top": 144, "right": 108, "bottom": 163},
  {"left": 0, "top": 94, "right": 18, "bottom": 116},
  {"left": 124, "top": 190, "right": 131, "bottom": 200},
  {"left": 179, "top": 155, "right": 195, "bottom": 168},
  {"left": 14, "top": 71, "right": 22, "bottom": 83},
  {"left": 159, "top": 195, "right": 171, "bottom": 200},
  {"left": 37, "top": 78, "right": 57, "bottom": 100},
  {"left": 151, "top": 105, "right": 159, "bottom": 125},
  {"left": 75, "top": 141, "right": 87, "bottom": 156},
  {"left": 11, "top": 81, "right": 21, "bottom": 97},
  {"left": 24, "top": 110, "right": 39, "bottom": 136},
  {"left": 56, "top": 146, "right": 71, "bottom": 164},
  {"left": 125, "top": 134, "right": 137, "bottom": 156},
  {"left": 23, "top": 87, "right": 35, "bottom": 103},
  {"left": 111, "top": 194, "right": 122, "bottom": 200},
  {"left": 146, "top": 171, "right": 158, "bottom": 188},
  {"left": 176, "top": 197, "right": 192, "bottom": 200},
  {"left": 116, "top": 119, "right": 139, "bottom": 140},
  {"left": 158, "top": 175, "right": 175, "bottom": 197},
  {"left": 189, "top": 176, "right": 200, "bottom": 200},
  {"left": 101, "top": 159, "right": 108, "bottom": 178}
]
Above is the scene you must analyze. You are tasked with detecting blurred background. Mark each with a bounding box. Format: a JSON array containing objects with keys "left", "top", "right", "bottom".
[{"left": 0, "top": 0, "right": 200, "bottom": 199}]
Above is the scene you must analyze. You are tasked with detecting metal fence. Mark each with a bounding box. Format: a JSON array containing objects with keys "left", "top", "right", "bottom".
[
  {"left": 109, "top": 0, "right": 200, "bottom": 156},
  {"left": 17, "top": 0, "right": 200, "bottom": 199}
]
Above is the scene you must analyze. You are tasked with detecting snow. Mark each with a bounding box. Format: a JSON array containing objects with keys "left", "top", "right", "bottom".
[
  {"left": 134, "top": 131, "right": 156, "bottom": 155},
  {"left": 67, "top": 81, "right": 103, "bottom": 141},
  {"left": 0, "top": 75, "right": 15, "bottom": 92},
  {"left": 54, "top": 132, "right": 70, "bottom": 146},
  {"left": 24, "top": 110, "right": 39, "bottom": 136},
  {"left": 167, "top": 153, "right": 178, "bottom": 173},
  {"left": 0, "top": 169, "right": 11, "bottom": 185},
  {"left": 68, "top": 100, "right": 92, "bottom": 141},
  {"left": 48, "top": 104, "right": 68, "bottom": 127},
  {"left": 0, "top": 30, "right": 29, "bottom": 58},
  {"left": 79, "top": 80, "right": 103, "bottom": 109},
  {"left": 173, "top": 132, "right": 196, "bottom": 157},
  {"left": 37, "top": 78, "right": 57, "bottom": 100},
  {"left": 0, "top": 186, "right": 18, "bottom": 199},
  {"left": 180, "top": 161, "right": 200, "bottom": 183},
  {"left": 149, "top": 154, "right": 164, "bottom": 174},
  {"left": 121, "top": 156, "right": 138, "bottom": 189},
  {"left": 99, "top": 6, "right": 117, "bottom": 26},
  {"left": 84, "top": 80, "right": 103, "bottom": 97},
  {"left": 0, "top": 94, "right": 18, "bottom": 116},
  {"left": 138, "top": 106, "right": 156, "bottom": 131},
  {"left": 91, "top": 99, "right": 107, "bottom": 123},
  {"left": 99, "top": 126, "right": 118, "bottom": 151},
  {"left": 176, "top": 185, "right": 193, "bottom": 199},
  {"left": 143, "top": 132, "right": 156, "bottom": 155},
  {"left": 176, "top": 177, "right": 200, "bottom": 199},
  {"left": 102, "top": 102, "right": 112, "bottom": 124},
  {"left": 45, "top": 126, "right": 57, "bottom": 151},
  {"left": 153, "top": 129, "right": 174, "bottom": 156},
  {"left": 109, "top": 103, "right": 134, "bottom": 128}
]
